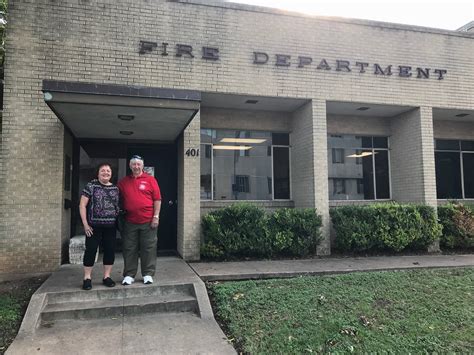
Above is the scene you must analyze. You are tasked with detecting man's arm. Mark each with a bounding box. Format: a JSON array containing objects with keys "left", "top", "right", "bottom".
[{"left": 150, "top": 199, "right": 161, "bottom": 229}]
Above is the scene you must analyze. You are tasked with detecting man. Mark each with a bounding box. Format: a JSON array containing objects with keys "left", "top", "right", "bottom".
[{"left": 118, "top": 155, "right": 161, "bottom": 285}]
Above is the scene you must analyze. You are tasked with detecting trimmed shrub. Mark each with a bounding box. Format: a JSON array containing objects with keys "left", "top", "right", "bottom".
[
  {"left": 267, "top": 208, "right": 323, "bottom": 257},
  {"left": 330, "top": 203, "right": 442, "bottom": 252},
  {"left": 201, "top": 204, "right": 322, "bottom": 260},
  {"left": 438, "top": 202, "right": 474, "bottom": 249},
  {"left": 201, "top": 203, "right": 270, "bottom": 259}
]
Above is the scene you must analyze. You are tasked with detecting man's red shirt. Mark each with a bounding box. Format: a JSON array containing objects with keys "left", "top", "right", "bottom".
[{"left": 117, "top": 172, "right": 161, "bottom": 224}]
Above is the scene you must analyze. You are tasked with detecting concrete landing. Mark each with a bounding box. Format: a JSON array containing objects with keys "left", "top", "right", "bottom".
[{"left": 7, "top": 256, "right": 235, "bottom": 355}]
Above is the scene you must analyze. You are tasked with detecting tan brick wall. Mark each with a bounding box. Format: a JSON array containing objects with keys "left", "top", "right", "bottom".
[
  {"left": 390, "top": 107, "right": 437, "bottom": 207},
  {"left": 200, "top": 107, "right": 291, "bottom": 132},
  {"left": 290, "top": 100, "right": 330, "bottom": 255},
  {"left": 311, "top": 100, "right": 331, "bottom": 255},
  {"left": 177, "top": 111, "right": 201, "bottom": 260},
  {"left": 1, "top": 0, "right": 473, "bottom": 272},
  {"left": 291, "top": 101, "right": 315, "bottom": 208},
  {"left": 327, "top": 115, "right": 392, "bottom": 136},
  {"left": 433, "top": 120, "right": 474, "bottom": 140}
]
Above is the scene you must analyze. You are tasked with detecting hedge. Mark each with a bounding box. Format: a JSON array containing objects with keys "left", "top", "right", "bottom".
[
  {"left": 438, "top": 202, "right": 474, "bottom": 249},
  {"left": 330, "top": 203, "right": 442, "bottom": 252},
  {"left": 201, "top": 203, "right": 322, "bottom": 260}
]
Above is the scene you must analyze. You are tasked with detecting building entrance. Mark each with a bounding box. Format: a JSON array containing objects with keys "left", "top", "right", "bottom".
[
  {"left": 75, "top": 141, "right": 178, "bottom": 255},
  {"left": 127, "top": 144, "right": 178, "bottom": 254}
]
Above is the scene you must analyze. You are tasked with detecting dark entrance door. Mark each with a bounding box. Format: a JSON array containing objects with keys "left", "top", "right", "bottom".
[{"left": 127, "top": 144, "right": 178, "bottom": 255}]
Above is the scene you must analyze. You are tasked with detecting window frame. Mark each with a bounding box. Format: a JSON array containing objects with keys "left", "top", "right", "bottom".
[
  {"left": 272, "top": 145, "right": 292, "bottom": 201},
  {"left": 201, "top": 129, "right": 292, "bottom": 201},
  {"left": 200, "top": 143, "right": 213, "bottom": 201},
  {"left": 435, "top": 139, "right": 474, "bottom": 199},
  {"left": 328, "top": 134, "right": 391, "bottom": 201}
]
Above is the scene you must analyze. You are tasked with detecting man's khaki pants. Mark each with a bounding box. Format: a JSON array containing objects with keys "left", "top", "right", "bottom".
[{"left": 122, "top": 221, "right": 157, "bottom": 278}]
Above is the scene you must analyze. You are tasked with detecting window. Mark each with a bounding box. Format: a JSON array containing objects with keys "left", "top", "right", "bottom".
[
  {"left": 200, "top": 129, "right": 291, "bottom": 200},
  {"left": 333, "top": 179, "right": 346, "bottom": 195},
  {"left": 273, "top": 146, "right": 290, "bottom": 199},
  {"left": 328, "top": 135, "right": 390, "bottom": 200},
  {"left": 200, "top": 143, "right": 212, "bottom": 200},
  {"left": 355, "top": 149, "right": 363, "bottom": 165},
  {"left": 332, "top": 148, "right": 345, "bottom": 164},
  {"left": 435, "top": 139, "right": 474, "bottom": 199},
  {"left": 234, "top": 175, "right": 250, "bottom": 193},
  {"left": 357, "top": 179, "right": 364, "bottom": 194}
]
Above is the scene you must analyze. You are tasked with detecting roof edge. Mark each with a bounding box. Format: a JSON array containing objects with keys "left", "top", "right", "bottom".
[{"left": 168, "top": 0, "right": 474, "bottom": 38}]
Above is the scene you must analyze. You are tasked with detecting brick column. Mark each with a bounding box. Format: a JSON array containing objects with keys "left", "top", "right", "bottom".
[
  {"left": 291, "top": 100, "right": 330, "bottom": 255},
  {"left": 390, "top": 106, "right": 439, "bottom": 251},
  {"left": 177, "top": 111, "right": 201, "bottom": 260}
]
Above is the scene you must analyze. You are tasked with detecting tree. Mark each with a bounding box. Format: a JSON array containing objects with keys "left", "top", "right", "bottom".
[{"left": 0, "top": 0, "right": 7, "bottom": 76}]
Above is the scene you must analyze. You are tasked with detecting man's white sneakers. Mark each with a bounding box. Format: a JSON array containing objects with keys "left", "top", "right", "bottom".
[
  {"left": 143, "top": 275, "right": 153, "bottom": 284},
  {"left": 122, "top": 276, "right": 135, "bottom": 285}
]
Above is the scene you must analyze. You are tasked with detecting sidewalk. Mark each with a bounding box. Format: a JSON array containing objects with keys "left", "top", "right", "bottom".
[
  {"left": 7, "top": 253, "right": 473, "bottom": 354},
  {"left": 190, "top": 254, "right": 474, "bottom": 281}
]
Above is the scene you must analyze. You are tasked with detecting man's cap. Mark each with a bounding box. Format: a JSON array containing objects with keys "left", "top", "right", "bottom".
[{"left": 130, "top": 155, "right": 143, "bottom": 162}]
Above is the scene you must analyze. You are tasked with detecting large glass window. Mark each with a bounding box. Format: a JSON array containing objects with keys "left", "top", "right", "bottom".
[
  {"left": 200, "top": 129, "right": 290, "bottom": 200},
  {"left": 435, "top": 139, "right": 474, "bottom": 199},
  {"left": 327, "top": 135, "right": 390, "bottom": 200}
]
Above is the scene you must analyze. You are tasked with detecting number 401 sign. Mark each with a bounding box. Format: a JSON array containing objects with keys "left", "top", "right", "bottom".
[{"left": 185, "top": 148, "right": 199, "bottom": 157}]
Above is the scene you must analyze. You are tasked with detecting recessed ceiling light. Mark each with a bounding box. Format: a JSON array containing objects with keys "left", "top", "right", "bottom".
[
  {"left": 118, "top": 114, "right": 135, "bottom": 121},
  {"left": 357, "top": 107, "right": 370, "bottom": 111},
  {"left": 120, "top": 130, "right": 134, "bottom": 135},
  {"left": 245, "top": 99, "right": 259, "bottom": 104},
  {"left": 220, "top": 138, "right": 267, "bottom": 144},
  {"left": 213, "top": 145, "right": 252, "bottom": 150},
  {"left": 455, "top": 113, "right": 469, "bottom": 118}
]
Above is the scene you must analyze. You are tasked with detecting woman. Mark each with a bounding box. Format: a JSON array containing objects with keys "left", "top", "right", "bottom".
[{"left": 79, "top": 163, "right": 120, "bottom": 290}]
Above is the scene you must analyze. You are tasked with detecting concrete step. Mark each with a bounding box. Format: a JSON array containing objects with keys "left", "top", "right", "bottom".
[
  {"left": 40, "top": 293, "right": 198, "bottom": 324},
  {"left": 45, "top": 283, "right": 195, "bottom": 305}
]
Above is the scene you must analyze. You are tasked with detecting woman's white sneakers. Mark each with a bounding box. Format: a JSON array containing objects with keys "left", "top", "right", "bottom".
[
  {"left": 143, "top": 275, "right": 153, "bottom": 284},
  {"left": 122, "top": 276, "right": 135, "bottom": 285}
]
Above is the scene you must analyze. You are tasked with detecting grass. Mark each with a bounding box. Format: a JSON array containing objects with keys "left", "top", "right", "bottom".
[
  {"left": 0, "top": 277, "right": 46, "bottom": 354},
  {"left": 209, "top": 268, "right": 474, "bottom": 354}
]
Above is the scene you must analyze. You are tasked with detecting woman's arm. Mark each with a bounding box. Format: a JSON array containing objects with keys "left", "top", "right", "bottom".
[{"left": 79, "top": 195, "right": 93, "bottom": 237}]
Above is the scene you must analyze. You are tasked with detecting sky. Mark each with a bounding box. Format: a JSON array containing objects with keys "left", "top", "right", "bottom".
[{"left": 228, "top": 0, "right": 474, "bottom": 31}]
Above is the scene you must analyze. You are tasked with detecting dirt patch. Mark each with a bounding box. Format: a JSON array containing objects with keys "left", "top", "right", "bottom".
[{"left": 0, "top": 276, "right": 47, "bottom": 354}]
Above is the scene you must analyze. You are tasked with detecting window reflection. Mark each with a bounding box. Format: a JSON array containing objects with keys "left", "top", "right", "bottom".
[
  {"left": 328, "top": 135, "right": 390, "bottom": 200},
  {"left": 200, "top": 129, "right": 290, "bottom": 201}
]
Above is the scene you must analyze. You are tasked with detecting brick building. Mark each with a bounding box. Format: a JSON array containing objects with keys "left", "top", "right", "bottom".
[{"left": 0, "top": 0, "right": 473, "bottom": 278}]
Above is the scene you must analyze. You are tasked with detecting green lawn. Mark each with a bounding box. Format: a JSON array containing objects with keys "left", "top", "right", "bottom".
[{"left": 209, "top": 268, "right": 474, "bottom": 354}]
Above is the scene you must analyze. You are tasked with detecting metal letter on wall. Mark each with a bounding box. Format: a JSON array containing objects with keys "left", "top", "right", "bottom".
[
  {"left": 434, "top": 69, "right": 447, "bottom": 80},
  {"left": 253, "top": 52, "right": 269, "bottom": 64},
  {"left": 298, "top": 56, "right": 312, "bottom": 68},
  {"left": 398, "top": 66, "right": 412, "bottom": 77},
  {"left": 336, "top": 60, "right": 351, "bottom": 72},
  {"left": 316, "top": 59, "right": 331, "bottom": 70},
  {"left": 139, "top": 41, "right": 158, "bottom": 54},
  {"left": 202, "top": 47, "right": 220, "bottom": 60},
  {"left": 176, "top": 44, "right": 195, "bottom": 58},
  {"left": 374, "top": 64, "right": 393, "bottom": 76},
  {"left": 275, "top": 54, "right": 291, "bottom": 66}
]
